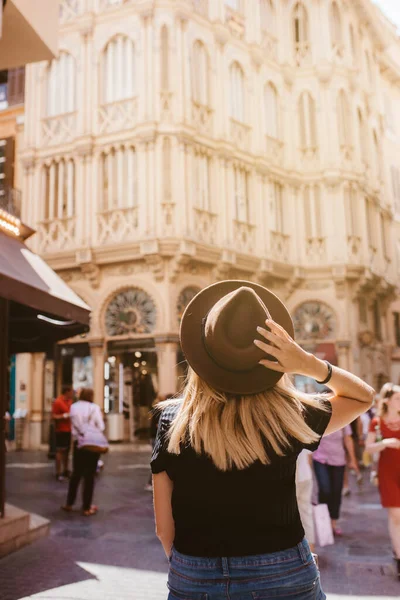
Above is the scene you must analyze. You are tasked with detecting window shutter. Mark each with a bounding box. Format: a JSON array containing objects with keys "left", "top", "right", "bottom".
[{"left": 7, "top": 68, "right": 25, "bottom": 106}]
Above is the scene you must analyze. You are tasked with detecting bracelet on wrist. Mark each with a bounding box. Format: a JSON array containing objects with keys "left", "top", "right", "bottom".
[{"left": 315, "top": 360, "right": 333, "bottom": 385}]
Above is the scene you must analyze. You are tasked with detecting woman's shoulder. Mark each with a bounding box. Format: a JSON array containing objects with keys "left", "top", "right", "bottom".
[{"left": 159, "top": 399, "right": 182, "bottom": 426}]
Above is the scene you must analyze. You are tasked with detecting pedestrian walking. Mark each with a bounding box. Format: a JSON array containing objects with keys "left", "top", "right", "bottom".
[
  {"left": 150, "top": 281, "right": 374, "bottom": 600},
  {"left": 52, "top": 385, "right": 73, "bottom": 481},
  {"left": 366, "top": 382, "right": 400, "bottom": 580},
  {"left": 313, "top": 426, "right": 358, "bottom": 536},
  {"left": 62, "top": 388, "right": 105, "bottom": 516},
  {"left": 296, "top": 449, "right": 315, "bottom": 553}
]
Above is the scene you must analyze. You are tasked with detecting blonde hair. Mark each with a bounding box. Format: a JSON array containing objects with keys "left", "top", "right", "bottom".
[
  {"left": 161, "top": 369, "right": 330, "bottom": 471},
  {"left": 378, "top": 382, "right": 400, "bottom": 417}
]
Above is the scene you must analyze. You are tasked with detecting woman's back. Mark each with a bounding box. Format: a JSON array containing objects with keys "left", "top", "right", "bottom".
[{"left": 152, "top": 398, "right": 330, "bottom": 557}]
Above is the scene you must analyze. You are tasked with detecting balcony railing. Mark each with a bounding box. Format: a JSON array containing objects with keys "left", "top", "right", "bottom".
[
  {"left": 230, "top": 118, "right": 251, "bottom": 150},
  {"left": 233, "top": 220, "right": 256, "bottom": 254},
  {"left": 261, "top": 31, "right": 278, "bottom": 61},
  {"left": 42, "top": 112, "right": 77, "bottom": 145},
  {"left": 347, "top": 235, "right": 362, "bottom": 264},
  {"left": 192, "top": 101, "right": 213, "bottom": 135},
  {"left": 0, "top": 187, "right": 21, "bottom": 219},
  {"left": 305, "top": 236, "right": 326, "bottom": 263},
  {"left": 98, "top": 0, "right": 133, "bottom": 11},
  {"left": 37, "top": 217, "right": 77, "bottom": 253},
  {"left": 225, "top": 7, "right": 245, "bottom": 40},
  {"left": 192, "top": 0, "right": 208, "bottom": 17},
  {"left": 265, "top": 135, "right": 284, "bottom": 164},
  {"left": 269, "top": 231, "right": 290, "bottom": 262},
  {"left": 96, "top": 207, "right": 139, "bottom": 246},
  {"left": 98, "top": 98, "right": 137, "bottom": 135},
  {"left": 193, "top": 208, "right": 217, "bottom": 245},
  {"left": 59, "top": 0, "right": 84, "bottom": 23},
  {"left": 294, "top": 41, "right": 311, "bottom": 66}
]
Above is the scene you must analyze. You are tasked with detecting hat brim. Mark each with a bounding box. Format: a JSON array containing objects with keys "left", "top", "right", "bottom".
[{"left": 179, "top": 280, "right": 294, "bottom": 395}]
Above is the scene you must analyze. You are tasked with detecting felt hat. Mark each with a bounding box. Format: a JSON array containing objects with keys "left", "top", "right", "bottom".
[{"left": 179, "top": 280, "right": 294, "bottom": 395}]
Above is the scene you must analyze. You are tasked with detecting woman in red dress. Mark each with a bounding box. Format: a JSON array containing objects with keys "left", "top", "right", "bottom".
[{"left": 366, "top": 383, "right": 400, "bottom": 580}]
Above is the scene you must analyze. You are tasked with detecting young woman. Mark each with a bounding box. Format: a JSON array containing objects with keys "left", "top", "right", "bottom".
[
  {"left": 62, "top": 388, "right": 105, "bottom": 516},
  {"left": 366, "top": 383, "right": 400, "bottom": 579},
  {"left": 312, "top": 426, "right": 358, "bottom": 535},
  {"left": 151, "top": 281, "right": 374, "bottom": 600}
]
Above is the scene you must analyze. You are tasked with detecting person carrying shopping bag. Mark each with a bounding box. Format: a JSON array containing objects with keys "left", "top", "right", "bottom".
[
  {"left": 62, "top": 388, "right": 107, "bottom": 516},
  {"left": 151, "top": 281, "right": 374, "bottom": 600}
]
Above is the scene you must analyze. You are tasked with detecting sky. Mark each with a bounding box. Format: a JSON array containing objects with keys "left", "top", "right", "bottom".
[{"left": 373, "top": 0, "right": 400, "bottom": 30}]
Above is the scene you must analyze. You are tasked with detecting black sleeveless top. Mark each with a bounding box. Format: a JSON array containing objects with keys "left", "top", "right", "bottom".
[{"left": 151, "top": 399, "right": 331, "bottom": 557}]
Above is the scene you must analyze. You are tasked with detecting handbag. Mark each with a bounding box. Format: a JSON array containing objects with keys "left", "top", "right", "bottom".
[
  {"left": 76, "top": 405, "right": 109, "bottom": 454},
  {"left": 313, "top": 504, "right": 334, "bottom": 547}
]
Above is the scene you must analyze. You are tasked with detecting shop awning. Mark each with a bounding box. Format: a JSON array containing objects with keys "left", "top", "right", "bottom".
[{"left": 0, "top": 230, "right": 91, "bottom": 353}]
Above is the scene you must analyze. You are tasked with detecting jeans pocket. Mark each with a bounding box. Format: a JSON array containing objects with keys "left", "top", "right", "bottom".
[
  {"left": 252, "top": 578, "right": 322, "bottom": 599},
  {"left": 167, "top": 583, "right": 208, "bottom": 600}
]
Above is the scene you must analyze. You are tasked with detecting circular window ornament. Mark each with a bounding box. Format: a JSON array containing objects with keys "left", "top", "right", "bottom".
[
  {"left": 177, "top": 286, "right": 201, "bottom": 325},
  {"left": 105, "top": 288, "right": 157, "bottom": 336},
  {"left": 293, "top": 301, "right": 336, "bottom": 341}
]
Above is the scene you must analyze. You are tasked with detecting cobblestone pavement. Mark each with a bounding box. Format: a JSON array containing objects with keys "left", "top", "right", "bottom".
[{"left": 0, "top": 448, "right": 399, "bottom": 600}]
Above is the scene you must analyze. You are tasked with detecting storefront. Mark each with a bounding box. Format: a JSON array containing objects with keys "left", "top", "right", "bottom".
[{"left": 0, "top": 212, "right": 90, "bottom": 517}]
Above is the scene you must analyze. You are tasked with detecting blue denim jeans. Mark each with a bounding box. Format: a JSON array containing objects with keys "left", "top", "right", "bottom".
[
  {"left": 313, "top": 461, "right": 345, "bottom": 521},
  {"left": 168, "top": 538, "right": 325, "bottom": 599}
]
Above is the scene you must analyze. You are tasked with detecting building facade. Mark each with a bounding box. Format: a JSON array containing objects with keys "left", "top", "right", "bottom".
[{"left": 17, "top": 0, "right": 400, "bottom": 441}]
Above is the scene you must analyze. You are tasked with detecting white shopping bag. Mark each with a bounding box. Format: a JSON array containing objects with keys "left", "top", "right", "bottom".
[{"left": 313, "top": 504, "right": 334, "bottom": 547}]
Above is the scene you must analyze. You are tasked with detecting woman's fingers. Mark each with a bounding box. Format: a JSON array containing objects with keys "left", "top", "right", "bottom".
[
  {"left": 265, "top": 319, "right": 290, "bottom": 340},
  {"left": 256, "top": 326, "right": 282, "bottom": 347},
  {"left": 259, "top": 359, "right": 285, "bottom": 373},
  {"left": 254, "top": 339, "right": 282, "bottom": 358}
]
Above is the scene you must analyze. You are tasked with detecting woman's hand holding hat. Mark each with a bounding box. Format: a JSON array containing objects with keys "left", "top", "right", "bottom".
[{"left": 254, "top": 320, "right": 314, "bottom": 376}]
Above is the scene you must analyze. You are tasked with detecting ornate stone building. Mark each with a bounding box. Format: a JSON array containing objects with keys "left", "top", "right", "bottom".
[{"left": 17, "top": 0, "right": 400, "bottom": 439}]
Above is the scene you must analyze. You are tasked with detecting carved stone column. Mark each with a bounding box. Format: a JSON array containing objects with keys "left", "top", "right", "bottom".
[
  {"left": 90, "top": 340, "right": 105, "bottom": 409},
  {"left": 336, "top": 340, "right": 351, "bottom": 371},
  {"left": 155, "top": 340, "right": 179, "bottom": 395},
  {"left": 28, "top": 353, "right": 45, "bottom": 449}
]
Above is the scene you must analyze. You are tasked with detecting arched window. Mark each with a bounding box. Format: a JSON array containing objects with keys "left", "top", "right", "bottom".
[
  {"left": 192, "top": 41, "right": 209, "bottom": 105},
  {"left": 349, "top": 25, "right": 358, "bottom": 64},
  {"left": 193, "top": 150, "right": 211, "bottom": 211},
  {"left": 330, "top": 2, "right": 342, "bottom": 50},
  {"left": 337, "top": 90, "right": 351, "bottom": 149},
  {"left": 102, "top": 35, "right": 135, "bottom": 104},
  {"left": 293, "top": 3, "right": 310, "bottom": 64},
  {"left": 162, "top": 137, "right": 172, "bottom": 202},
  {"left": 365, "top": 51, "right": 373, "bottom": 83},
  {"left": 234, "top": 166, "right": 249, "bottom": 222},
  {"left": 260, "top": 0, "right": 275, "bottom": 33},
  {"left": 160, "top": 26, "right": 169, "bottom": 92},
  {"left": 264, "top": 82, "right": 279, "bottom": 139},
  {"left": 229, "top": 62, "right": 245, "bottom": 122},
  {"left": 304, "top": 185, "right": 322, "bottom": 238},
  {"left": 47, "top": 52, "right": 75, "bottom": 117},
  {"left": 357, "top": 109, "right": 368, "bottom": 164},
  {"left": 43, "top": 159, "right": 75, "bottom": 220},
  {"left": 373, "top": 131, "right": 381, "bottom": 180},
  {"left": 101, "top": 145, "right": 137, "bottom": 210},
  {"left": 298, "top": 91, "right": 317, "bottom": 150},
  {"left": 269, "top": 181, "right": 284, "bottom": 233}
]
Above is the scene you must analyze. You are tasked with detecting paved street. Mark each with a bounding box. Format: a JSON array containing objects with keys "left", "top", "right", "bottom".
[{"left": 0, "top": 447, "right": 399, "bottom": 600}]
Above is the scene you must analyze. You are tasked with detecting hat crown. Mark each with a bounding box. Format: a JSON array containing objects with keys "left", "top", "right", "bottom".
[{"left": 204, "top": 287, "right": 270, "bottom": 371}]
